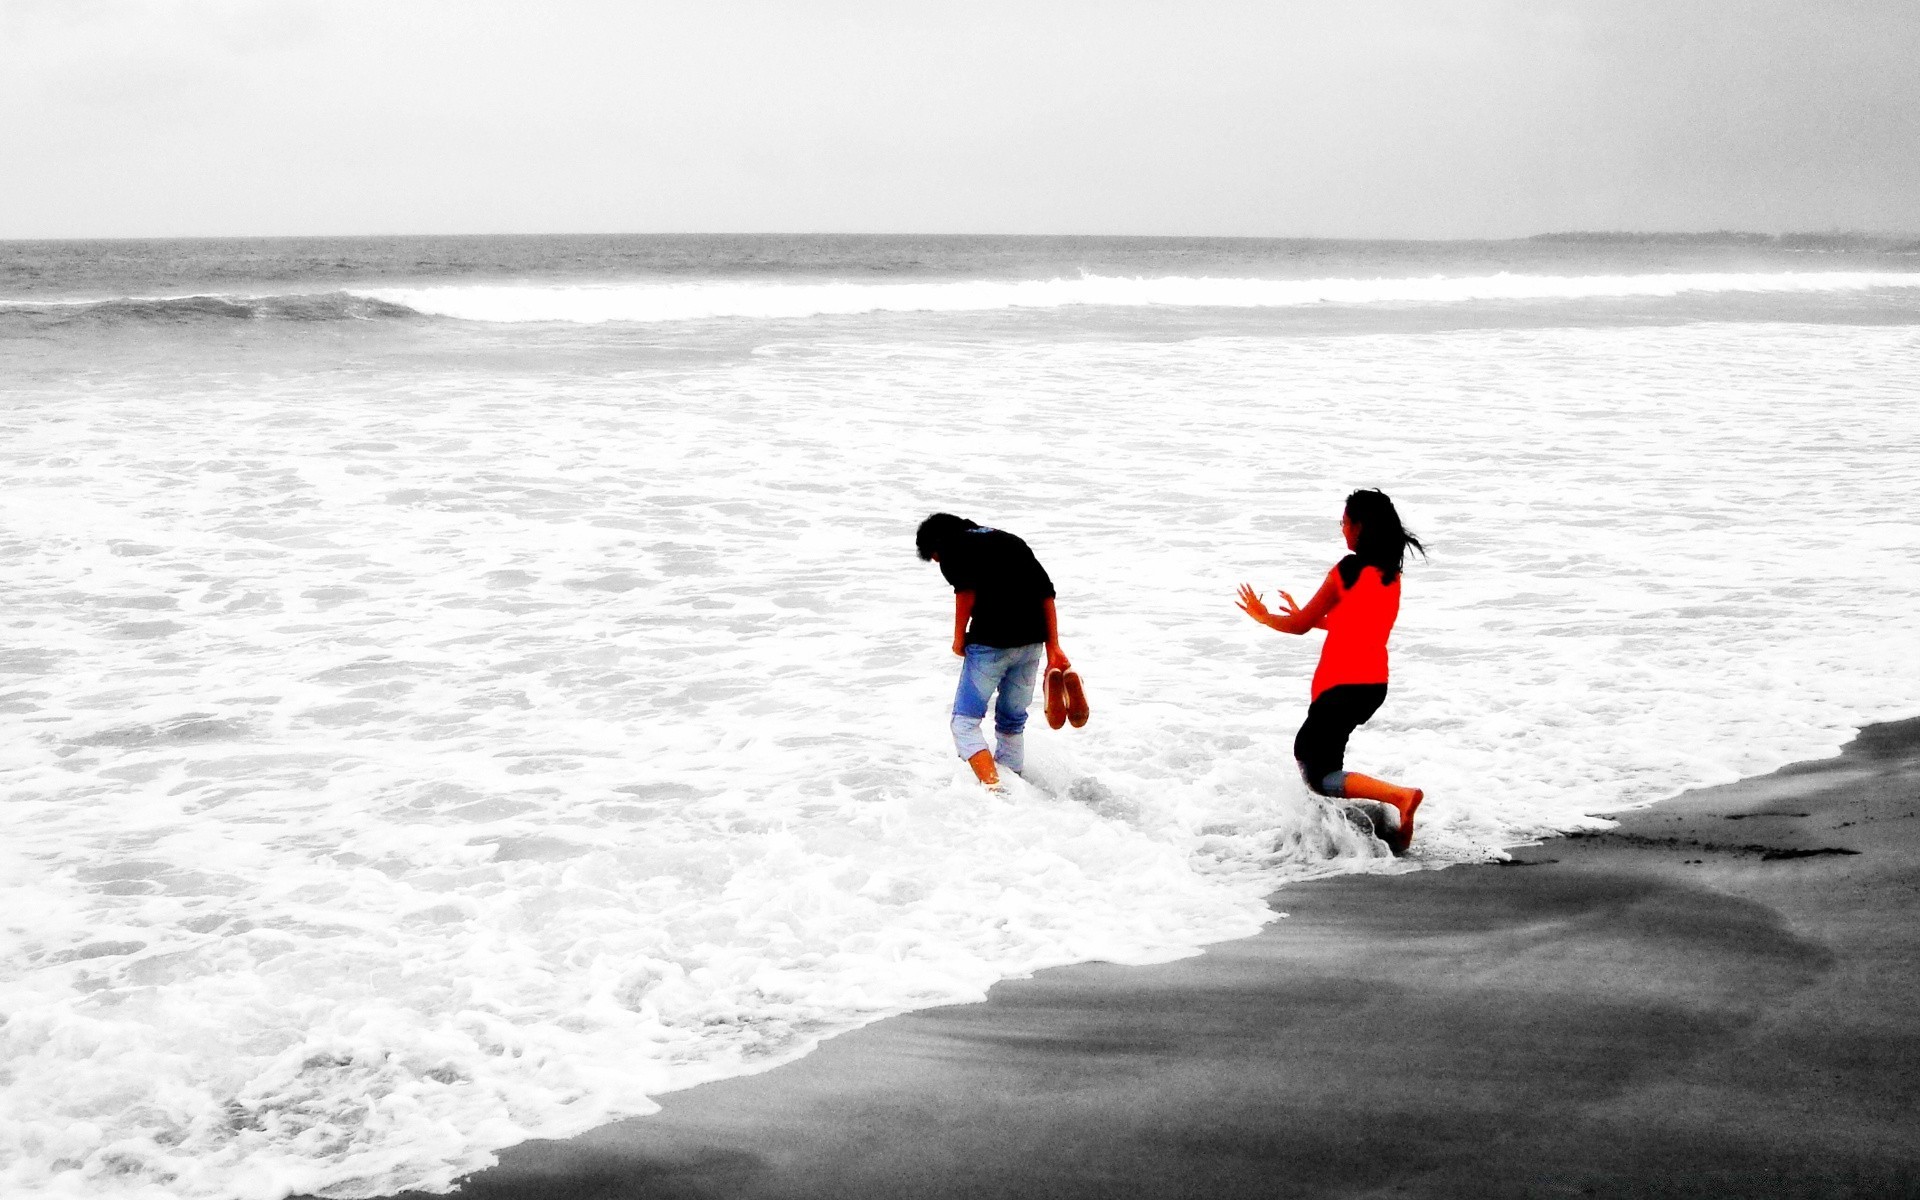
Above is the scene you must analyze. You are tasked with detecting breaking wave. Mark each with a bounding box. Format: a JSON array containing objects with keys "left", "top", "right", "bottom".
[
  {"left": 0, "top": 292, "right": 424, "bottom": 326},
  {"left": 7, "top": 270, "right": 1920, "bottom": 331}
]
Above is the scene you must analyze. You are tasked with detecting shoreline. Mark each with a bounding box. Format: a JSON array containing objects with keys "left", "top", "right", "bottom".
[{"left": 377, "top": 716, "right": 1920, "bottom": 1199}]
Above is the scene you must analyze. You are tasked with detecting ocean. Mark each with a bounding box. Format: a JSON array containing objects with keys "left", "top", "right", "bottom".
[{"left": 3, "top": 233, "right": 1919, "bottom": 1198}]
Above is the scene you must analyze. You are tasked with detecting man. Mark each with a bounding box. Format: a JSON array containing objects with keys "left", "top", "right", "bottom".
[{"left": 916, "top": 513, "right": 1076, "bottom": 789}]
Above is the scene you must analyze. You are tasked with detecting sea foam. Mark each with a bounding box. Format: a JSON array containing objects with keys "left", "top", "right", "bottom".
[
  {"left": 358, "top": 270, "right": 1920, "bottom": 324},
  {"left": 1, "top": 315, "right": 1917, "bottom": 1198}
]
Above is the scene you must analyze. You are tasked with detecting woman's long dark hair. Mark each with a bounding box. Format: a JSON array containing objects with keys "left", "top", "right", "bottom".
[{"left": 1345, "top": 488, "right": 1425, "bottom": 585}]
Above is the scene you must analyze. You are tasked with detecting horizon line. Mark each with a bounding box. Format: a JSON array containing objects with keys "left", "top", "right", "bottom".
[{"left": 4, "top": 228, "right": 1919, "bottom": 247}]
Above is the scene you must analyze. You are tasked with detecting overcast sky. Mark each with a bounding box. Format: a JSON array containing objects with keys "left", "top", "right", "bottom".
[{"left": 2, "top": 0, "right": 1916, "bottom": 239}]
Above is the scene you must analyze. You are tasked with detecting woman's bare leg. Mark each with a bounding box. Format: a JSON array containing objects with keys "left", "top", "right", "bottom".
[{"left": 1342, "top": 773, "right": 1423, "bottom": 852}]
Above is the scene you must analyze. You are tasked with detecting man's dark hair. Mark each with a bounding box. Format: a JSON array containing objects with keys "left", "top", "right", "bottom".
[{"left": 916, "top": 512, "right": 975, "bottom": 561}]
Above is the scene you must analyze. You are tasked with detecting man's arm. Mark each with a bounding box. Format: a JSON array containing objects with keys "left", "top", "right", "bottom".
[
  {"left": 1042, "top": 597, "right": 1070, "bottom": 671},
  {"left": 952, "top": 591, "right": 974, "bottom": 656}
]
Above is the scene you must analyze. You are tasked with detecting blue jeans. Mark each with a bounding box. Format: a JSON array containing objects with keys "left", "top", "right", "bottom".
[{"left": 951, "top": 642, "right": 1044, "bottom": 773}]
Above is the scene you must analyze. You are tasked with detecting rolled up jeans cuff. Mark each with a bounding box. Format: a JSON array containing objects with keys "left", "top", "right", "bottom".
[
  {"left": 951, "top": 713, "right": 991, "bottom": 761},
  {"left": 994, "top": 730, "right": 1025, "bottom": 775}
]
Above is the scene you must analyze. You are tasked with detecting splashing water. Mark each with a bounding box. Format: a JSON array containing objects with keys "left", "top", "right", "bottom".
[{"left": 1, "top": 258, "right": 1917, "bottom": 1198}]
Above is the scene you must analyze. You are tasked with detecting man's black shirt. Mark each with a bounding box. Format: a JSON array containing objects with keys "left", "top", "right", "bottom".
[{"left": 938, "top": 526, "right": 1056, "bottom": 648}]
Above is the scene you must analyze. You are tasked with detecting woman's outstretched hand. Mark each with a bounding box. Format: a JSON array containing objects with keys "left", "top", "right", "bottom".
[
  {"left": 1237, "top": 584, "right": 1302, "bottom": 632},
  {"left": 1235, "top": 583, "right": 1271, "bottom": 626}
]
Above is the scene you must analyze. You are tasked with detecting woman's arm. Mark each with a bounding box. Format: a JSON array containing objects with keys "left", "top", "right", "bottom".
[{"left": 1235, "top": 571, "right": 1341, "bottom": 635}]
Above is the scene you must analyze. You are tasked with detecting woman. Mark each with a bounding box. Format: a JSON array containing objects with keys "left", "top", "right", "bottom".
[{"left": 1235, "top": 489, "right": 1425, "bottom": 853}]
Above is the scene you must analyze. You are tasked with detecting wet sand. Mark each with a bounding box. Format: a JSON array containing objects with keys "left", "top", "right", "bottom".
[{"left": 387, "top": 716, "right": 1920, "bottom": 1199}]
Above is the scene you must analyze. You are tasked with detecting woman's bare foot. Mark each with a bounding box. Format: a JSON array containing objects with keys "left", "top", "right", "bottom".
[
  {"left": 1385, "top": 788, "right": 1423, "bottom": 855},
  {"left": 1342, "top": 774, "right": 1423, "bottom": 854}
]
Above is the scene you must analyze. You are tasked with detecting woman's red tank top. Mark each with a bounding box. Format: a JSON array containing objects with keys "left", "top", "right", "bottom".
[{"left": 1311, "top": 560, "right": 1400, "bottom": 701}]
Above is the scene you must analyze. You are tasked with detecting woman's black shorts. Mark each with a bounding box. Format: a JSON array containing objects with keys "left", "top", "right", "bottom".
[{"left": 1293, "top": 683, "right": 1388, "bottom": 797}]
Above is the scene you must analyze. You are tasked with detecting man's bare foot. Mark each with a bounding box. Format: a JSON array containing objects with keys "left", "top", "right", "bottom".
[{"left": 966, "top": 749, "right": 1000, "bottom": 787}]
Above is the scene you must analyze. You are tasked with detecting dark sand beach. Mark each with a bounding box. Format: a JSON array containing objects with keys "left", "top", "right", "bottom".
[{"left": 387, "top": 716, "right": 1920, "bottom": 1200}]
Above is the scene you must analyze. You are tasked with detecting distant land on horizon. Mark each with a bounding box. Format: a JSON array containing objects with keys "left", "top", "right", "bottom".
[{"left": 1527, "top": 230, "right": 1920, "bottom": 250}]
